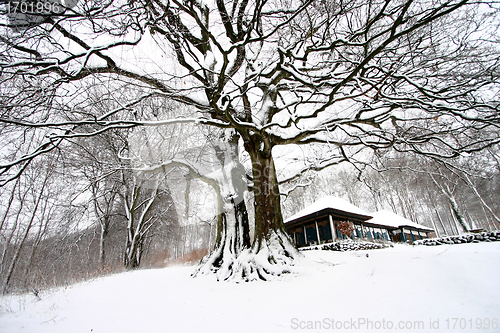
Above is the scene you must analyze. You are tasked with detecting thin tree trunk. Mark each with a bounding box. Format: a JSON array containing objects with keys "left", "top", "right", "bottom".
[
  {"left": 2, "top": 175, "right": 48, "bottom": 294},
  {"left": 464, "top": 175, "right": 500, "bottom": 226},
  {"left": 422, "top": 187, "right": 441, "bottom": 237},
  {"left": 23, "top": 196, "right": 53, "bottom": 289},
  {"left": 0, "top": 204, "right": 23, "bottom": 275},
  {"left": 449, "top": 196, "right": 470, "bottom": 233},
  {"left": 447, "top": 206, "right": 461, "bottom": 235},
  {"left": 429, "top": 173, "right": 470, "bottom": 233},
  {"left": 99, "top": 220, "right": 109, "bottom": 268},
  {"left": 0, "top": 178, "right": 20, "bottom": 234},
  {"left": 435, "top": 207, "right": 448, "bottom": 236}
]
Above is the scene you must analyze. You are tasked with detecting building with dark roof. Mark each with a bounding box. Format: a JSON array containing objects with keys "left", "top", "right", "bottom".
[{"left": 284, "top": 196, "right": 434, "bottom": 247}]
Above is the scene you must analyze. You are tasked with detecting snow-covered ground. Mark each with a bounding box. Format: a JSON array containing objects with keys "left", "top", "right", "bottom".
[{"left": 1, "top": 242, "right": 499, "bottom": 333}]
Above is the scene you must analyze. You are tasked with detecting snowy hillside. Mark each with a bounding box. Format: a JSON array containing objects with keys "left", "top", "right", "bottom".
[{"left": 1, "top": 242, "right": 499, "bottom": 333}]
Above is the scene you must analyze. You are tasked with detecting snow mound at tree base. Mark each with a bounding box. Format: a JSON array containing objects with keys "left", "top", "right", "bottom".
[
  {"left": 301, "top": 239, "right": 393, "bottom": 252},
  {"left": 192, "top": 230, "right": 301, "bottom": 282},
  {"left": 415, "top": 230, "right": 500, "bottom": 246}
]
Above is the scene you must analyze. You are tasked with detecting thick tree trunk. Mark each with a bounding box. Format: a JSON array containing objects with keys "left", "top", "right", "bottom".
[
  {"left": 192, "top": 133, "right": 251, "bottom": 280},
  {"left": 249, "top": 149, "right": 287, "bottom": 249},
  {"left": 194, "top": 133, "right": 299, "bottom": 282},
  {"left": 224, "top": 144, "right": 299, "bottom": 282},
  {"left": 192, "top": 192, "right": 251, "bottom": 280}
]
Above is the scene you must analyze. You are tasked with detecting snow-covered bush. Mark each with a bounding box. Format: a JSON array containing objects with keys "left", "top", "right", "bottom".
[
  {"left": 301, "top": 239, "right": 393, "bottom": 252},
  {"left": 415, "top": 231, "right": 500, "bottom": 246}
]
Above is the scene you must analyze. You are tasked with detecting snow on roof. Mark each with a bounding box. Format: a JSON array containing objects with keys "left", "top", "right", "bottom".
[
  {"left": 368, "top": 210, "right": 434, "bottom": 231},
  {"left": 285, "top": 196, "right": 371, "bottom": 223}
]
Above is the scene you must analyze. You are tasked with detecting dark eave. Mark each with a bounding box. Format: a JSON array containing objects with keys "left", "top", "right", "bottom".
[
  {"left": 398, "top": 224, "right": 434, "bottom": 232},
  {"left": 361, "top": 220, "right": 399, "bottom": 230},
  {"left": 284, "top": 210, "right": 433, "bottom": 233},
  {"left": 284, "top": 207, "right": 372, "bottom": 228}
]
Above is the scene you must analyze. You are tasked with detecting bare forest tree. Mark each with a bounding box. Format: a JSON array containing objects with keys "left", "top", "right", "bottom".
[
  {"left": 69, "top": 127, "right": 125, "bottom": 268},
  {"left": 0, "top": 151, "right": 87, "bottom": 294},
  {"left": 1, "top": 0, "right": 499, "bottom": 280},
  {"left": 121, "top": 168, "right": 177, "bottom": 269}
]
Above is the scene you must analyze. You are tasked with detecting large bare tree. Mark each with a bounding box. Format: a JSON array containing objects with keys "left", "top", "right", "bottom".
[{"left": 1, "top": 0, "right": 499, "bottom": 280}]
